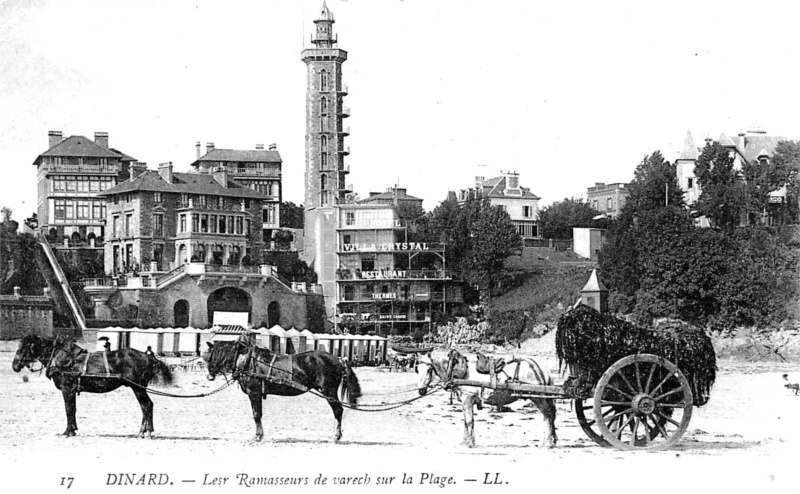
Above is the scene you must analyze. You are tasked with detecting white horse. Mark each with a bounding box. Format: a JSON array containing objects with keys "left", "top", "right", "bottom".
[{"left": 418, "top": 348, "right": 557, "bottom": 448}]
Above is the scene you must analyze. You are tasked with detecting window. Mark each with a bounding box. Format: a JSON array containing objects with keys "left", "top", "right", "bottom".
[
  {"left": 113, "top": 195, "right": 119, "bottom": 205},
  {"left": 321, "top": 151, "right": 327, "bottom": 168},
  {"left": 320, "top": 69, "right": 328, "bottom": 91},
  {"left": 244, "top": 199, "right": 250, "bottom": 209},
  {"left": 153, "top": 214, "right": 164, "bottom": 237},
  {"left": 201, "top": 214, "right": 208, "bottom": 233},
  {"left": 236, "top": 217, "right": 243, "bottom": 235},
  {"left": 522, "top": 205, "right": 532, "bottom": 218},
  {"left": 218, "top": 215, "right": 226, "bottom": 234},
  {"left": 76, "top": 176, "right": 89, "bottom": 192},
  {"left": 320, "top": 174, "right": 327, "bottom": 190},
  {"left": 320, "top": 135, "right": 327, "bottom": 153},
  {"left": 125, "top": 213, "right": 132, "bottom": 236},
  {"left": 343, "top": 285, "right": 355, "bottom": 301},
  {"left": 179, "top": 214, "right": 186, "bottom": 233},
  {"left": 263, "top": 205, "right": 277, "bottom": 225},
  {"left": 54, "top": 200, "right": 67, "bottom": 220},
  {"left": 218, "top": 196, "right": 224, "bottom": 209},
  {"left": 92, "top": 201, "right": 105, "bottom": 219},
  {"left": 66, "top": 176, "right": 77, "bottom": 192},
  {"left": 197, "top": 194, "right": 206, "bottom": 208},
  {"left": 99, "top": 158, "right": 108, "bottom": 167},
  {"left": 321, "top": 190, "right": 330, "bottom": 206},
  {"left": 76, "top": 201, "right": 90, "bottom": 219},
  {"left": 518, "top": 225, "right": 526, "bottom": 236},
  {"left": 112, "top": 215, "right": 119, "bottom": 237},
  {"left": 687, "top": 178, "right": 694, "bottom": 189},
  {"left": 180, "top": 193, "right": 189, "bottom": 207},
  {"left": 65, "top": 201, "right": 75, "bottom": 219},
  {"left": 100, "top": 177, "right": 114, "bottom": 191},
  {"left": 361, "top": 253, "right": 375, "bottom": 271},
  {"left": 192, "top": 213, "right": 199, "bottom": 232},
  {"left": 53, "top": 176, "right": 65, "bottom": 192},
  {"left": 345, "top": 211, "right": 355, "bottom": 226},
  {"left": 89, "top": 177, "right": 100, "bottom": 192},
  {"left": 607, "top": 197, "right": 613, "bottom": 210},
  {"left": 210, "top": 215, "right": 217, "bottom": 233},
  {"left": 153, "top": 192, "right": 162, "bottom": 204},
  {"left": 245, "top": 219, "right": 251, "bottom": 236},
  {"left": 320, "top": 97, "right": 328, "bottom": 114},
  {"left": 227, "top": 216, "right": 235, "bottom": 234}
]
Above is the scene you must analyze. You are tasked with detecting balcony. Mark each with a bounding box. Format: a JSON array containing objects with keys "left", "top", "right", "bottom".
[
  {"left": 224, "top": 167, "right": 280, "bottom": 178},
  {"left": 339, "top": 163, "right": 350, "bottom": 173},
  {"left": 338, "top": 84, "right": 348, "bottom": 95},
  {"left": 45, "top": 163, "right": 119, "bottom": 174},
  {"left": 341, "top": 182, "right": 353, "bottom": 192},
  {"left": 337, "top": 105, "right": 350, "bottom": 118},
  {"left": 336, "top": 269, "right": 452, "bottom": 281},
  {"left": 340, "top": 126, "right": 350, "bottom": 136},
  {"left": 338, "top": 145, "right": 350, "bottom": 156}
]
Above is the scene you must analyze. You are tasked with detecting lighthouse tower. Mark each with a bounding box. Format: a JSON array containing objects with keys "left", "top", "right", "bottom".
[{"left": 301, "top": 2, "right": 351, "bottom": 315}]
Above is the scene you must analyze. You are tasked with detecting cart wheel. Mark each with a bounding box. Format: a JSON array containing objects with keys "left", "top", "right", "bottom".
[
  {"left": 593, "top": 354, "right": 693, "bottom": 451},
  {"left": 574, "top": 399, "right": 611, "bottom": 447}
]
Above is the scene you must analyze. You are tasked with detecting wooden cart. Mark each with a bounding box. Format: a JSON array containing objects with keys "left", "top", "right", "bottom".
[{"left": 452, "top": 353, "right": 694, "bottom": 451}]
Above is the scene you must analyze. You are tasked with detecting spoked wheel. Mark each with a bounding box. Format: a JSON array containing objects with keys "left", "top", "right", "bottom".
[
  {"left": 574, "top": 399, "right": 611, "bottom": 447},
  {"left": 593, "top": 354, "right": 693, "bottom": 451}
]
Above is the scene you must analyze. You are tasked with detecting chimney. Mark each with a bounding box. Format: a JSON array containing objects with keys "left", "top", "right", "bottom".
[
  {"left": 255, "top": 144, "right": 265, "bottom": 150},
  {"left": 206, "top": 142, "right": 215, "bottom": 154},
  {"left": 196, "top": 141, "right": 202, "bottom": 159},
  {"left": 268, "top": 143, "right": 277, "bottom": 150},
  {"left": 212, "top": 166, "right": 228, "bottom": 188},
  {"left": 94, "top": 132, "right": 109, "bottom": 148},
  {"left": 158, "top": 162, "right": 173, "bottom": 183},
  {"left": 48, "top": 131, "right": 63, "bottom": 148},
  {"left": 130, "top": 162, "right": 148, "bottom": 179}
]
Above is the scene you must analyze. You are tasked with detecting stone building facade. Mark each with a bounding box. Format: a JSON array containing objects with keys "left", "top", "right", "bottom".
[
  {"left": 33, "top": 131, "right": 139, "bottom": 249},
  {"left": 586, "top": 182, "right": 630, "bottom": 219},
  {"left": 301, "top": 2, "right": 352, "bottom": 285},
  {"left": 190, "top": 142, "right": 283, "bottom": 246}
]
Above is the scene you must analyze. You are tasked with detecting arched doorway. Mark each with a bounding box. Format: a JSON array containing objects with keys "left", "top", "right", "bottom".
[
  {"left": 268, "top": 301, "right": 281, "bottom": 328},
  {"left": 207, "top": 287, "right": 251, "bottom": 326},
  {"left": 174, "top": 300, "right": 190, "bottom": 327},
  {"left": 178, "top": 244, "right": 188, "bottom": 264}
]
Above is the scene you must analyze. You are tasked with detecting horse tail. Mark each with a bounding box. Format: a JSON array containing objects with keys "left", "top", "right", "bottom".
[
  {"left": 149, "top": 356, "right": 174, "bottom": 386},
  {"left": 340, "top": 360, "right": 362, "bottom": 406}
]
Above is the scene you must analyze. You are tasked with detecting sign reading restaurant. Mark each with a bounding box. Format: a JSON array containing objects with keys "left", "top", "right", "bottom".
[{"left": 341, "top": 242, "right": 430, "bottom": 252}]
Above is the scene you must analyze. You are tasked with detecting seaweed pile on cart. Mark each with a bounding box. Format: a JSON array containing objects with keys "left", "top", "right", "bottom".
[{"left": 556, "top": 304, "right": 716, "bottom": 407}]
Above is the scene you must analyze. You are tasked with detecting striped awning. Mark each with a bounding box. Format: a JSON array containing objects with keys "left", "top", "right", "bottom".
[{"left": 214, "top": 325, "right": 248, "bottom": 334}]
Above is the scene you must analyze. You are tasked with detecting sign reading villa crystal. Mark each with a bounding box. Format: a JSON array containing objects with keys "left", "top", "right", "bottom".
[{"left": 341, "top": 242, "right": 430, "bottom": 252}]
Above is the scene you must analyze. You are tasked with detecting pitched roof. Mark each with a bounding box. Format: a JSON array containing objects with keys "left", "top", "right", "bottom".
[
  {"left": 736, "top": 134, "right": 786, "bottom": 162},
  {"left": 360, "top": 188, "right": 423, "bottom": 203},
  {"left": 581, "top": 269, "right": 607, "bottom": 292},
  {"left": 109, "top": 148, "right": 137, "bottom": 162},
  {"left": 97, "top": 170, "right": 271, "bottom": 200},
  {"left": 678, "top": 130, "right": 699, "bottom": 161},
  {"left": 718, "top": 133, "right": 737, "bottom": 147},
  {"left": 37, "top": 135, "right": 123, "bottom": 160},
  {"left": 478, "top": 175, "right": 541, "bottom": 200},
  {"left": 192, "top": 148, "right": 282, "bottom": 166}
]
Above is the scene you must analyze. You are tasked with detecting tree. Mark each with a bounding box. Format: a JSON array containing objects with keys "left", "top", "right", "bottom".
[
  {"left": 466, "top": 200, "right": 522, "bottom": 301},
  {"left": 695, "top": 141, "right": 747, "bottom": 231},
  {"left": 767, "top": 140, "right": 800, "bottom": 224},
  {"left": 600, "top": 151, "right": 686, "bottom": 313},
  {"left": 538, "top": 198, "right": 604, "bottom": 239},
  {"left": 417, "top": 197, "right": 521, "bottom": 302},
  {"left": 625, "top": 151, "right": 685, "bottom": 214},
  {"left": 280, "top": 202, "right": 304, "bottom": 229}
]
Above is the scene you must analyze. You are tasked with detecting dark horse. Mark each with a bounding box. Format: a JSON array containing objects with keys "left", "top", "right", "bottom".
[
  {"left": 12, "top": 335, "right": 173, "bottom": 438},
  {"left": 203, "top": 338, "right": 362, "bottom": 442}
]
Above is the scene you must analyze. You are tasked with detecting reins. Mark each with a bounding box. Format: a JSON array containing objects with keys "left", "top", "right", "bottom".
[{"left": 214, "top": 341, "right": 446, "bottom": 412}]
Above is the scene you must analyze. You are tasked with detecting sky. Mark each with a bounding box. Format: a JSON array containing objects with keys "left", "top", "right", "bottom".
[{"left": 2, "top": 0, "right": 800, "bottom": 219}]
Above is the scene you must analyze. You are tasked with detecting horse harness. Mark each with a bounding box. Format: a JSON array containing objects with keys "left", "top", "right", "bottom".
[{"left": 239, "top": 346, "right": 302, "bottom": 396}]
